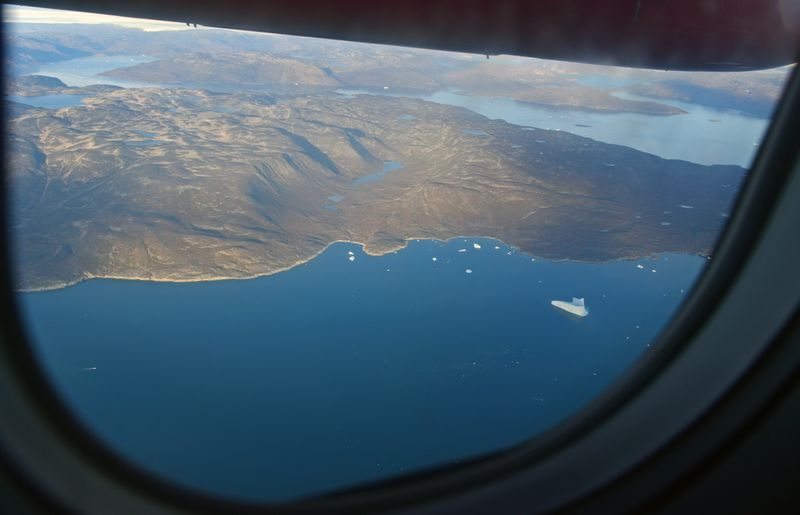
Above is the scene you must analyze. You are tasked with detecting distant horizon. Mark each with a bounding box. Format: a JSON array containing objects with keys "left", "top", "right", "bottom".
[{"left": 3, "top": 4, "right": 196, "bottom": 31}]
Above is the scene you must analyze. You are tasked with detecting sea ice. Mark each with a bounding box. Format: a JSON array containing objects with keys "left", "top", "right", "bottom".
[{"left": 550, "top": 297, "right": 588, "bottom": 317}]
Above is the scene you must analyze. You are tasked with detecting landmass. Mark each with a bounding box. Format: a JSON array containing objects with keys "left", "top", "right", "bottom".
[
  {"left": 8, "top": 82, "right": 743, "bottom": 291},
  {"left": 440, "top": 61, "right": 687, "bottom": 115},
  {"left": 621, "top": 69, "right": 788, "bottom": 117},
  {"left": 8, "top": 74, "right": 122, "bottom": 97}
]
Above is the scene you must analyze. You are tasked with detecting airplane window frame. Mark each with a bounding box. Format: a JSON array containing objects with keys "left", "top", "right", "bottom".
[{"left": 1, "top": 7, "right": 799, "bottom": 515}]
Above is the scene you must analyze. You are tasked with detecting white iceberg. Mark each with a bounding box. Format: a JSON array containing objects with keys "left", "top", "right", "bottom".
[
  {"left": 348, "top": 255, "right": 355, "bottom": 262},
  {"left": 458, "top": 248, "right": 467, "bottom": 253},
  {"left": 551, "top": 297, "right": 588, "bottom": 317},
  {"left": 465, "top": 269, "right": 473, "bottom": 274},
  {"left": 473, "top": 243, "right": 481, "bottom": 249},
  {"left": 494, "top": 246, "right": 500, "bottom": 250},
  {"left": 432, "top": 257, "right": 437, "bottom": 261},
  {"left": 636, "top": 264, "right": 645, "bottom": 269},
  {"left": 347, "top": 251, "right": 354, "bottom": 256}
]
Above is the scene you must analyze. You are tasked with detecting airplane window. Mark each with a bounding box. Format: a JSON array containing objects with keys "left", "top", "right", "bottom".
[{"left": 4, "top": 4, "right": 793, "bottom": 503}]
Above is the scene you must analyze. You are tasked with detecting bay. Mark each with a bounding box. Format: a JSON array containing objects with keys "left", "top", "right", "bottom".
[{"left": 18, "top": 238, "right": 704, "bottom": 501}]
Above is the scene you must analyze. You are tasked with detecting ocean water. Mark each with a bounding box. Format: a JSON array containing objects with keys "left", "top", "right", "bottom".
[
  {"left": 30, "top": 55, "right": 158, "bottom": 88},
  {"left": 18, "top": 239, "right": 704, "bottom": 501},
  {"left": 7, "top": 93, "right": 88, "bottom": 109}
]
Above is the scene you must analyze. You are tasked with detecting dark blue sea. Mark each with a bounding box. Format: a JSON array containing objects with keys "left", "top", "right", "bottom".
[{"left": 18, "top": 238, "right": 704, "bottom": 501}]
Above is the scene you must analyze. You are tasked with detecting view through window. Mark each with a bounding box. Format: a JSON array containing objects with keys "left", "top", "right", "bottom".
[{"left": 4, "top": 4, "right": 793, "bottom": 502}]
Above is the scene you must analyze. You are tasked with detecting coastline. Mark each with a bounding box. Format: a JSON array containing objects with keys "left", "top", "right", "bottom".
[{"left": 16, "top": 234, "right": 710, "bottom": 293}]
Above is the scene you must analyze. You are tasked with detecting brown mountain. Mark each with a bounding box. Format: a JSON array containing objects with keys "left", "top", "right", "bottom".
[
  {"left": 99, "top": 52, "right": 342, "bottom": 87},
  {"left": 8, "top": 87, "right": 742, "bottom": 291}
]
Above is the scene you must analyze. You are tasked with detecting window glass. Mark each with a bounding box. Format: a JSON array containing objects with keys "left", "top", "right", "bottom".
[{"left": 4, "top": 4, "right": 792, "bottom": 502}]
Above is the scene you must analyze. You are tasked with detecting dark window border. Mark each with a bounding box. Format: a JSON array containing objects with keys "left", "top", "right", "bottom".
[{"left": 1, "top": 6, "right": 799, "bottom": 514}]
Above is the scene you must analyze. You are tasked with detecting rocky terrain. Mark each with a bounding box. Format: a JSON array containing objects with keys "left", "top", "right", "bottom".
[
  {"left": 621, "top": 68, "right": 790, "bottom": 117},
  {"left": 8, "top": 84, "right": 743, "bottom": 291},
  {"left": 100, "top": 52, "right": 342, "bottom": 87}
]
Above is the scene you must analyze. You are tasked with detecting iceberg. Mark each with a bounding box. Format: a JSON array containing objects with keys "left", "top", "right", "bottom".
[
  {"left": 432, "top": 257, "right": 437, "bottom": 261},
  {"left": 465, "top": 269, "right": 473, "bottom": 274},
  {"left": 551, "top": 297, "right": 588, "bottom": 317},
  {"left": 473, "top": 243, "right": 481, "bottom": 249},
  {"left": 458, "top": 248, "right": 467, "bottom": 253},
  {"left": 348, "top": 255, "right": 355, "bottom": 262}
]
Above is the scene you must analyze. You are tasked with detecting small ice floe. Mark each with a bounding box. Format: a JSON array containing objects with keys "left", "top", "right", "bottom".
[
  {"left": 636, "top": 264, "right": 645, "bottom": 269},
  {"left": 494, "top": 245, "right": 500, "bottom": 250},
  {"left": 661, "top": 222, "right": 671, "bottom": 226},
  {"left": 383, "top": 86, "right": 389, "bottom": 90},
  {"left": 473, "top": 243, "right": 481, "bottom": 249},
  {"left": 432, "top": 257, "right": 438, "bottom": 262},
  {"left": 348, "top": 255, "right": 355, "bottom": 262},
  {"left": 465, "top": 269, "right": 473, "bottom": 274},
  {"left": 678, "top": 204, "right": 694, "bottom": 209},
  {"left": 347, "top": 251, "right": 354, "bottom": 256},
  {"left": 458, "top": 248, "right": 467, "bottom": 253},
  {"left": 386, "top": 268, "right": 391, "bottom": 272},
  {"left": 603, "top": 162, "right": 616, "bottom": 167},
  {"left": 651, "top": 269, "right": 657, "bottom": 273},
  {"left": 550, "top": 297, "right": 588, "bottom": 317},
  {"left": 663, "top": 210, "right": 672, "bottom": 214},
  {"left": 82, "top": 367, "right": 97, "bottom": 371},
  {"left": 507, "top": 251, "right": 512, "bottom": 255}
]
